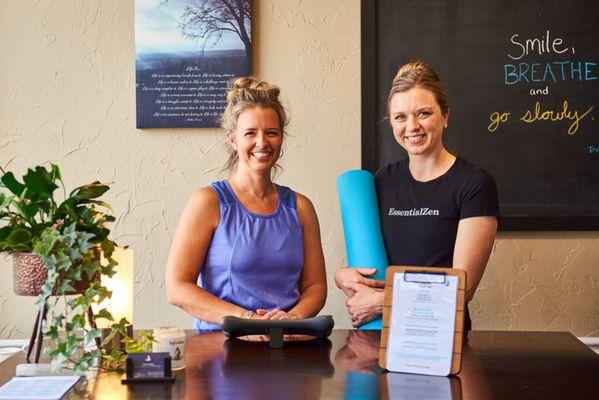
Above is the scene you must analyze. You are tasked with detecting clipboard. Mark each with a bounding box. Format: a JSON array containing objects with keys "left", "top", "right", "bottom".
[{"left": 379, "top": 266, "right": 466, "bottom": 376}]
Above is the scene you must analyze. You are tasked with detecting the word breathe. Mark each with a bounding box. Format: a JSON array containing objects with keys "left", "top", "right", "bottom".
[{"left": 504, "top": 61, "right": 597, "bottom": 85}]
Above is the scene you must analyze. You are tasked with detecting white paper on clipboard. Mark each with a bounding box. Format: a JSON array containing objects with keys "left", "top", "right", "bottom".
[{"left": 386, "top": 271, "right": 458, "bottom": 376}]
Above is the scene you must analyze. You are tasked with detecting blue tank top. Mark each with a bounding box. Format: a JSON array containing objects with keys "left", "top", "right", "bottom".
[{"left": 193, "top": 180, "right": 304, "bottom": 330}]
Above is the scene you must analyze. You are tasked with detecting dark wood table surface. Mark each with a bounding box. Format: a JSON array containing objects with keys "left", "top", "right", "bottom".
[{"left": 1, "top": 329, "right": 598, "bottom": 399}]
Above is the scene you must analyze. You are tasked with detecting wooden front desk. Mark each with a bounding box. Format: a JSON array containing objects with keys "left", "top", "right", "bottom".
[{"left": 1, "top": 330, "right": 598, "bottom": 399}]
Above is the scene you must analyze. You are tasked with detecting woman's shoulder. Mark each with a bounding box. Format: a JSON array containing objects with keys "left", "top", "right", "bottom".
[
  {"left": 187, "top": 186, "right": 220, "bottom": 212},
  {"left": 452, "top": 157, "right": 496, "bottom": 186},
  {"left": 375, "top": 158, "right": 409, "bottom": 180},
  {"left": 452, "top": 158, "right": 498, "bottom": 203},
  {"left": 192, "top": 185, "right": 219, "bottom": 198},
  {"left": 275, "top": 183, "right": 311, "bottom": 210},
  {"left": 177, "top": 186, "right": 220, "bottom": 230},
  {"left": 294, "top": 191, "right": 313, "bottom": 209},
  {"left": 452, "top": 158, "right": 499, "bottom": 217},
  {"left": 291, "top": 190, "right": 318, "bottom": 225},
  {"left": 273, "top": 183, "right": 298, "bottom": 209}
]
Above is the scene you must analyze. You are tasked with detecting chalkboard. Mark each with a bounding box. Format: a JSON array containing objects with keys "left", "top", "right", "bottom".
[{"left": 361, "top": 0, "right": 599, "bottom": 230}]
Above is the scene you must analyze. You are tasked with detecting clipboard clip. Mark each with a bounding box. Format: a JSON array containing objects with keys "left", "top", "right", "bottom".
[{"left": 403, "top": 271, "right": 446, "bottom": 284}]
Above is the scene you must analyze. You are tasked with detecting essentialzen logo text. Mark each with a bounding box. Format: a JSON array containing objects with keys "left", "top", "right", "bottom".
[{"left": 388, "top": 207, "right": 440, "bottom": 216}]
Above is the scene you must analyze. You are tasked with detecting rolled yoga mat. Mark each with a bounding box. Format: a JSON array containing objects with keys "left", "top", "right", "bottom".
[{"left": 337, "top": 170, "right": 389, "bottom": 330}]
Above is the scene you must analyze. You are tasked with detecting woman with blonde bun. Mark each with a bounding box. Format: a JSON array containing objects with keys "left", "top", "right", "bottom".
[
  {"left": 335, "top": 61, "right": 499, "bottom": 330},
  {"left": 166, "top": 77, "right": 327, "bottom": 330}
]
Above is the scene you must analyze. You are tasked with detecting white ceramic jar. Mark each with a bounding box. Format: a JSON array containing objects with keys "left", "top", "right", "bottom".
[{"left": 153, "top": 327, "right": 186, "bottom": 370}]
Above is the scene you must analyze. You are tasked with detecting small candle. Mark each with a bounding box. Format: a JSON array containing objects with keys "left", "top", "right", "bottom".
[{"left": 153, "top": 327, "right": 186, "bottom": 370}]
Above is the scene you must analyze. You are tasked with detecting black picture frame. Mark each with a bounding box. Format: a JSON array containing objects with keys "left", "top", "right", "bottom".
[{"left": 360, "top": 0, "right": 599, "bottom": 231}]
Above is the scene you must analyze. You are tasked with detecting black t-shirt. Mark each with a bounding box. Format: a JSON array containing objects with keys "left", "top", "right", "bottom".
[
  {"left": 375, "top": 157, "right": 498, "bottom": 331},
  {"left": 375, "top": 157, "right": 499, "bottom": 267}
]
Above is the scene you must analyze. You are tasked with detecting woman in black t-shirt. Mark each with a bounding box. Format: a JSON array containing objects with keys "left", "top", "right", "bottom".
[{"left": 335, "top": 61, "right": 499, "bottom": 329}]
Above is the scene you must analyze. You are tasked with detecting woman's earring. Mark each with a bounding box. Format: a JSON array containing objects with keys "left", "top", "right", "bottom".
[
  {"left": 279, "top": 148, "right": 284, "bottom": 159},
  {"left": 444, "top": 124, "right": 448, "bottom": 128}
]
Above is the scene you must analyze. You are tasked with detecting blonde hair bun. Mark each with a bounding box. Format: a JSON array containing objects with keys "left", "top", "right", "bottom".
[
  {"left": 226, "top": 76, "right": 281, "bottom": 104},
  {"left": 395, "top": 61, "right": 439, "bottom": 82}
]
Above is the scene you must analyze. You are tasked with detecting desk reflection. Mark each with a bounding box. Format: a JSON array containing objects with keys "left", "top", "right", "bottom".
[
  {"left": 335, "top": 330, "right": 381, "bottom": 376},
  {"left": 335, "top": 330, "right": 382, "bottom": 400},
  {"left": 184, "top": 332, "right": 333, "bottom": 400},
  {"left": 334, "top": 330, "right": 491, "bottom": 400},
  {"left": 382, "top": 373, "right": 461, "bottom": 400},
  {"left": 457, "top": 342, "right": 492, "bottom": 400}
]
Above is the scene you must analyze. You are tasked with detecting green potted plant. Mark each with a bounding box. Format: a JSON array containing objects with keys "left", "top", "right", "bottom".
[{"left": 0, "top": 164, "right": 150, "bottom": 372}]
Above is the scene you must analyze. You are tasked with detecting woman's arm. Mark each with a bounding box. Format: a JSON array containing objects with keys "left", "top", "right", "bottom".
[
  {"left": 165, "top": 188, "right": 254, "bottom": 323},
  {"left": 453, "top": 216, "right": 498, "bottom": 302},
  {"left": 286, "top": 193, "right": 327, "bottom": 319}
]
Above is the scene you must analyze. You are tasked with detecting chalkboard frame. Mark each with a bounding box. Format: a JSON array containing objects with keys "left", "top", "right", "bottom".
[{"left": 360, "top": 0, "right": 599, "bottom": 231}]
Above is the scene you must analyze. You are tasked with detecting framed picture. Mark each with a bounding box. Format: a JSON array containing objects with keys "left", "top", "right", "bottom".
[
  {"left": 361, "top": 0, "right": 599, "bottom": 230},
  {"left": 135, "top": 0, "right": 252, "bottom": 128}
]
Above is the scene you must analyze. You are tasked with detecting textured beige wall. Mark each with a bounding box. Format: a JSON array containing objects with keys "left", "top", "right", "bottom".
[{"left": 1, "top": 0, "right": 598, "bottom": 339}]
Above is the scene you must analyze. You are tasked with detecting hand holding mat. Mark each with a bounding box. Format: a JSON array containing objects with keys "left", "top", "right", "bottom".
[{"left": 337, "top": 170, "right": 389, "bottom": 330}]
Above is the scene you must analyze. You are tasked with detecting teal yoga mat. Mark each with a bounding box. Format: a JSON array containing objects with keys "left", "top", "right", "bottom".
[{"left": 337, "top": 170, "right": 389, "bottom": 330}]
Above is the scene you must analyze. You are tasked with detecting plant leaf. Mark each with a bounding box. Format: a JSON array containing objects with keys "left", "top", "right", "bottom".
[
  {"left": 0, "top": 226, "right": 11, "bottom": 241},
  {"left": 101, "top": 241, "right": 116, "bottom": 258},
  {"left": 21, "top": 202, "right": 39, "bottom": 220},
  {"left": 101, "top": 261, "right": 117, "bottom": 278},
  {"left": 88, "top": 200, "right": 114, "bottom": 212},
  {"left": 52, "top": 314, "right": 66, "bottom": 327},
  {"left": 55, "top": 197, "right": 75, "bottom": 218},
  {"left": 45, "top": 326, "right": 59, "bottom": 339},
  {"left": 84, "top": 329, "right": 100, "bottom": 346},
  {"left": 0, "top": 171, "right": 25, "bottom": 196},
  {"left": 1, "top": 242, "right": 30, "bottom": 251},
  {"left": 93, "top": 227, "right": 110, "bottom": 242},
  {"left": 0, "top": 192, "right": 10, "bottom": 208},
  {"left": 23, "top": 167, "right": 58, "bottom": 197},
  {"left": 49, "top": 164, "right": 61, "bottom": 181},
  {"left": 97, "top": 286, "right": 112, "bottom": 304},
  {"left": 93, "top": 309, "right": 113, "bottom": 321},
  {"left": 57, "top": 280, "right": 75, "bottom": 294},
  {"left": 70, "top": 183, "right": 109, "bottom": 200},
  {"left": 32, "top": 228, "right": 59, "bottom": 256},
  {"left": 5, "top": 227, "right": 31, "bottom": 244},
  {"left": 71, "top": 314, "right": 85, "bottom": 329}
]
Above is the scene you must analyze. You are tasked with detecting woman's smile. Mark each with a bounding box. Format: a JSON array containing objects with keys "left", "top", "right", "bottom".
[
  {"left": 403, "top": 133, "right": 426, "bottom": 145},
  {"left": 251, "top": 149, "right": 273, "bottom": 161}
]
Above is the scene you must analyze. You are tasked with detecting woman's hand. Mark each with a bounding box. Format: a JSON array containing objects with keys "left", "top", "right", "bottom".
[
  {"left": 344, "top": 283, "right": 385, "bottom": 327},
  {"left": 256, "top": 309, "right": 299, "bottom": 320},
  {"left": 334, "top": 267, "right": 385, "bottom": 297}
]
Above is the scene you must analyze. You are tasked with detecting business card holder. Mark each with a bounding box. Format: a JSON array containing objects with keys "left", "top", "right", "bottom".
[{"left": 121, "top": 352, "right": 176, "bottom": 384}]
